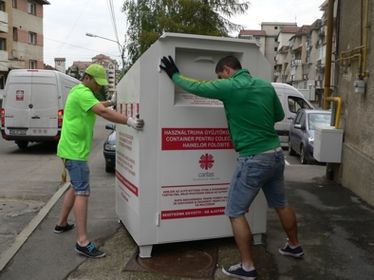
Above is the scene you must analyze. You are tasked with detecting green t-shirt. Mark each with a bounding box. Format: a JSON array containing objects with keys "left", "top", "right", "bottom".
[{"left": 57, "top": 84, "right": 100, "bottom": 161}]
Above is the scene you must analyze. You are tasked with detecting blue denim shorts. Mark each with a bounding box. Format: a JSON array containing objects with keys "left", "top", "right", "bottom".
[
  {"left": 225, "top": 150, "right": 287, "bottom": 217},
  {"left": 65, "top": 160, "right": 90, "bottom": 196}
]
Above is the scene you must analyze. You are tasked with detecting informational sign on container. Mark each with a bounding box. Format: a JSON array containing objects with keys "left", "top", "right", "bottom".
[{"left": 115, "top": 33, "right": 271, "bottom": 258}]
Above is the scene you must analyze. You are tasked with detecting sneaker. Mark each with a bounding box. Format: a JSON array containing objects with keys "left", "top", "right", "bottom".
[
  {"left": 279, "top": 242, "right": 304, "bottom": 258},
  {"left": 75, "top": 242, "right": 106, "bottom": 258},
  {"left": 54, "top": 223, "right": 75, "bottom": 234},
  {"left": 222, "top": 263, "right": 257, "bottom": 280}
]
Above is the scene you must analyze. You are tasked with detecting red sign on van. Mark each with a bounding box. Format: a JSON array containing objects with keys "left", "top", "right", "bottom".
[{"left": 16, "top": 90, "right": 24, "bottom": 101}]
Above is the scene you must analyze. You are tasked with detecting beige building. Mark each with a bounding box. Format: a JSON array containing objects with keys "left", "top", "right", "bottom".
[
  {"left": 0, "top": 0, "right": 49, "bottom": 88},
  {"left": 331, "top": 0, "right": 374, "bottom": 206}
]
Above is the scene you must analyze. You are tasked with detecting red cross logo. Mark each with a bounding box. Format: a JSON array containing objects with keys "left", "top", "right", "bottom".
[{"left": 199, "top": 153, "right": 214, "bottom": 170}]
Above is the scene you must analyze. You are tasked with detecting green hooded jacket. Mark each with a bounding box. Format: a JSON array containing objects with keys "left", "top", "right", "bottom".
[{"left": 172, "top": 69, "right": 284, "bottom": 156}]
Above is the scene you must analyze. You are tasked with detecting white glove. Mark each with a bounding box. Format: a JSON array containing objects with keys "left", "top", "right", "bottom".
[{"left": 126, "top": 117, "right": 144, "bottom": 130}]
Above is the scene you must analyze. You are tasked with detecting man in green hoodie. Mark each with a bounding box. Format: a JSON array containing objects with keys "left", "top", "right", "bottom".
[{"left": 160, "top": 55, "right": 303, "bottom": 280}]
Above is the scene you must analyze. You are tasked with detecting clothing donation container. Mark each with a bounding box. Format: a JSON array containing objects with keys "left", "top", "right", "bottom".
[{"left": 115, "top": 33, "right": 272, "bottom": 258}]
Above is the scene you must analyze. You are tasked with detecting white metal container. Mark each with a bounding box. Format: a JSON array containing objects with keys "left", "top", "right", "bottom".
[
  {"left": 314, "top": 125, "right": 344, "bottom": 163},
  {"left": 115, "top": 33, "right": 271, "bottom": 258}
]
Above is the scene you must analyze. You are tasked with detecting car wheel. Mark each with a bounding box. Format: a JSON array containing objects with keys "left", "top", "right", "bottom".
[
  {"left": 16, "top": 141, "right": 28, "bottom": 150},
  {"left": 300, "top": 145, "right": 308, "bottom": 164},
  {"left": 288, "top": 138, "right": 296, "bottom": 156}
]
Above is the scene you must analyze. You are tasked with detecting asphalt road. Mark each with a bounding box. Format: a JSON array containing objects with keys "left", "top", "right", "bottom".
[{"left": 0, "top": 118, "right": 114, "bottom": 258}]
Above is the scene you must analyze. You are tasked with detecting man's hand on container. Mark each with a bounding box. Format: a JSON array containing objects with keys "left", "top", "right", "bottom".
[
  {"left": 160, "top": 56, "right": 179, "bottom": 79},
  {"left": 127, "top": 117, "right": 144, "bottom": 130}
]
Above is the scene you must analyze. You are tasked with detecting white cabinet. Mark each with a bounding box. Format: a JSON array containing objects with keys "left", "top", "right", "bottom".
[{"left": 314, "top": 126, "right": 344, "bottom": 163}]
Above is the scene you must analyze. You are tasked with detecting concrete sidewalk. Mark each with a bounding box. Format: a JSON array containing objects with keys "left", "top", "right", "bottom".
[{"left": 1, "top": 164, "right": 374, "bottom": 280}]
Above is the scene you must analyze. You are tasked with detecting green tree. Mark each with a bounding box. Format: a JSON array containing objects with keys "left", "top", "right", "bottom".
[{"left": 122, "top": 0, "right": 250, "bottom": 66}]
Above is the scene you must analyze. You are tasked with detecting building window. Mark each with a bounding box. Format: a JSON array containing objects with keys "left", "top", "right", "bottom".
[
  {"left": 29, "top": 60, "right": 37, "bottom": 69},
  {"left": 0, "top": 38, "right": 6, "bottom": 51},
  {"left": 28, "top": 32, "right": 37, "bottom": 45},
  {"left": 13, "top": 27, "right": 18, "bottom": 41},
  {"left": 12, "top": 0, "right": 17, "bottom": 8},
  {"left": 0, "top": 1, "right": 5, "bottom": 12},
  {"left": 27, "top": 1, "right": 36, "bottom": 15}
]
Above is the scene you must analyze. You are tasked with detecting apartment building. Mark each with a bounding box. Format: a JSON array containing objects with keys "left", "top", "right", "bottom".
[
  {"left": 238, "top": 3, "right": 335, "bottom": 106},
  {"left": 239, "top": 22, "right": 298, "bottom": 81},
  {"left": 0, "top": 0, "right": 49, "bottom": 89},
  {"left": 274, "top": 26, "right": 301, "bottom": 84}
]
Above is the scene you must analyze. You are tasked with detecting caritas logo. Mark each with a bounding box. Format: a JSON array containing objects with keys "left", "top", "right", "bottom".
[{"left": 199, "top": 153, "right": 214, "bottom": 170}]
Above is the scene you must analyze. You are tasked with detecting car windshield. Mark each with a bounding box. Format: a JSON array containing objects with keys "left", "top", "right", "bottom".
[{"left": 308, "top": 113, "right": 331, "bottom": 130}]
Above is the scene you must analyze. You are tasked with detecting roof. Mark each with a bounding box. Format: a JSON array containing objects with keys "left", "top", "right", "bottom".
[
  {"left": 294, "top": 25, "right": 312, "bottom": 36},
  {"left": 310, "top": 19, "right": 322, "bottom": 30},
  {"left": 280, "top": 26, "right": 301, "bottom": 34},
  {"left": 261, "top": 22, "right": 297, "bottom": 27},
  {"left": 239, "top": 30, "right": 266, "bottom": 36},
  {"left": 69, "top": 61, "right": 91, "bottom": 72},
  {"left": 35, "top": 0, "right": 50, "bottom": 4}
]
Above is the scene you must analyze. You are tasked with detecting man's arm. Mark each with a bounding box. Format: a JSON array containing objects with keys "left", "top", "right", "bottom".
[
  {"left": 172, "top": 73, "right": 231, "bottom": 100},
  {"left": 160, "top": 55, "right": 231, "bottom": 101},
  {"left": 91, "top": 103, "right": 144, "bottom": 129}
]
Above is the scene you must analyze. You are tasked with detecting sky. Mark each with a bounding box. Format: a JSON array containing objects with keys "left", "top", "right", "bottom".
[{"left": 43, "top": 0, "right": 324, "bottom": 68}]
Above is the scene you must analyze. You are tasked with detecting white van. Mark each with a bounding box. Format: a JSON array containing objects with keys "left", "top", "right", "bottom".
[
  {"left": 271, "top": 83, "right": 314, "bottom": 147},
  {"left": 0, "top": 69, "right": 80, "bottom": 149}
]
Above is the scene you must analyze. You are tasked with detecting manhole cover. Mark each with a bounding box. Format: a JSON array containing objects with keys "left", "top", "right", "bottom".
[{"left": 125, "top": 241, "right": 218, "bottom": 278}]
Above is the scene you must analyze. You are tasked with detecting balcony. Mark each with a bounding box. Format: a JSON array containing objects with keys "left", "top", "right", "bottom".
[{"left": 0, "top": 11, "right": 8, "bottom": 33}]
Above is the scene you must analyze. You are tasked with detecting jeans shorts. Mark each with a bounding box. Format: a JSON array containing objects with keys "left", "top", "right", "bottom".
[
  {"left": 65, "top": 160, "right": 90, "bottom": 196},
  {"left": 225, "top": 150, "right": 287, "bottom": 217}
]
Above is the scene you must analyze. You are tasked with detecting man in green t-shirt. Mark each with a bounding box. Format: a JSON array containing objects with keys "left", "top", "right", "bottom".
[
  {"left": 160, "top": 56, "right": 303, "bottom": 280},
  {"left": 54, "top": 64, "right": 144, "bottom": 258}
]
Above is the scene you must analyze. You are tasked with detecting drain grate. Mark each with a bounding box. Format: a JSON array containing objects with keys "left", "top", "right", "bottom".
[{"left": 124, "top": 241, "right": 218, "bottom": 278}]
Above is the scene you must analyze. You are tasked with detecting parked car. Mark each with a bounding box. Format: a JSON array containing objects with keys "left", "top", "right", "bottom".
[
  {"left": 103, "top": 124, "right": 116, "bottom": 172},
  {"left": 288, "top": 109, "right": 332, "bottom": 164},
  {"left": 272, "top": 83, "right": 314, "bottom": 148}
]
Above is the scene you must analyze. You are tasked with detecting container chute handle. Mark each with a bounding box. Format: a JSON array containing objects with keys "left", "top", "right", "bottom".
[{"left": 194, "top": 56, "right": 214, "bottom": 63}]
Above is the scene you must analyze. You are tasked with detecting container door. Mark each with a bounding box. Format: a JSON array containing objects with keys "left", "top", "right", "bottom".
[
  {"left": 3, "top": 80, "right": 32, "bottom": 137},
  {"left": 28, "top": 77, "right": 59, "bottom": 137}
]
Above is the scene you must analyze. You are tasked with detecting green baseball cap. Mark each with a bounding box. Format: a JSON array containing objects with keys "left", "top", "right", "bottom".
[{"left": 85, "top": 64, "right": 108, "bottom": 86}]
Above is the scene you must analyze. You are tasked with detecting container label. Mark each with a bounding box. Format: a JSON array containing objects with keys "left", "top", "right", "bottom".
[
  {"left": 162, "top": 128, "right": 234, "bottom": 150},
  {"left": 160, "top": 183, "right": 229, "bottom": 220}
]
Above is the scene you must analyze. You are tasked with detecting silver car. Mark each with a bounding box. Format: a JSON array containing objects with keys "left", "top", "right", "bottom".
[{"left": 288, "top": 109, "right": 332, "bottom": 164}]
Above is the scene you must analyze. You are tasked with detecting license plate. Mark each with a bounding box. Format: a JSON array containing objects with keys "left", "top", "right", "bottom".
[{"left": 9, "top": 129, "right": 27, "bottom": 136}]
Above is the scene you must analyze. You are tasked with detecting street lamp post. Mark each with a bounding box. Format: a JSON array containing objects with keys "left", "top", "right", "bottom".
[{"left": 85, "top": 33, "right": 125, "bottom": 73}]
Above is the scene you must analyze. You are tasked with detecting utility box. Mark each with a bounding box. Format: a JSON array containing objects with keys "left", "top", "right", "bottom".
[
  {"left": 115, "top": 33, "right": 271, "bottom": 258},
  {"left": 314, "top": 125, "right": 344, "bottom": 163}
]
